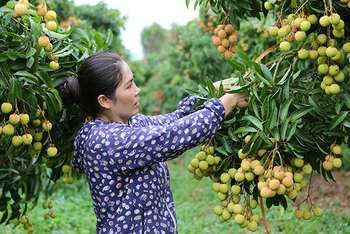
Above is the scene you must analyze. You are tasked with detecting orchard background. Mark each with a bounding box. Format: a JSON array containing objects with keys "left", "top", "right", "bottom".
[{"left": 0, "top": 0, "right": 349, "bottom": 233}]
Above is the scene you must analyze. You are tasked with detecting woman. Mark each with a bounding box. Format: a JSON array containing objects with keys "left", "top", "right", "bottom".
[{"left": 59, "top": 51, "right": 248, "bottom": 234}]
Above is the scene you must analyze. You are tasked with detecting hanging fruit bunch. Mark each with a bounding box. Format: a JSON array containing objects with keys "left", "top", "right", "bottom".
[
  {"left": 187, "top": 0, "right": 350, "bottom": 233},
  {"left": 0, "top": 0, "right": 112, "bottom": 231}
]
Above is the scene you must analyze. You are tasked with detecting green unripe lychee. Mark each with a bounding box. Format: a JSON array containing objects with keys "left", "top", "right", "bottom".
[
  {"left": 190, "top": 158, "right": 199, "bottom": 168},
  {"left": 319, "top": 15, "right": 330, "bottom": 27},
  {"left": 14, "top": 3, "right": 28, "bottom": 16},
  {"left": 9, "top": 114, "right": 20, "bottom": 125},
  {"left": 343, "top": 42, "right": 350, "bottom": 53},
  {"left": 318, "top": 64, "right": 328, "bottom": 74},
  {"left": 12, "top": 135, "right": 23, "bottom": 146},
  {"left": 334, "top": 72, "right": 345, "bottom": 82},
  {"left": 19, "top": 113, "right": 30, "bottom": 125},
  {"left": 279, "top": 41, "right": 291, "bottom": 52},
  {"left": 313, "top": 207, "right": 323, "bottom": 217},
  {"left": 323, "top": 75, "right": 334, "bottom": 85},
  {"left": 199, "top": 160, "right": 209, "bottom": 170},
  {"left": 220, "top": 172, "right": 231, "bottom": 183},
  {"left": 329, "top": 13, "right": 340, "bottom": 25},
  {"left": 21, "top": 133, "right": 33, "bottom": 145},
  {"left": 316, "top": 34, "right": 327, "bottom": 45},
  {"left": 277, "top": 28, "right": 288, "bottom": 37},
  {"left": 293, "top": 158, "right": 304, "bottom": 167},
  {"left": 46, "top": 21, "right": 58, "bottom": 31},
  {"left": 317, "top": 56, "right": 327, "bottom": 64},
  {"left": 213, "top": 205, "right": 223, "bottom": 215},
  {"left": 294, "top": 209, "right": 303, "bottom": 219},
  {"left": 38, "top": 36, "right": 50, "bottom": 47},
  {"left": 45, "top": 10, "right": 57, "bottom": 21},
  {"left": 298, "top": 49, "right": 309, "bottom": 59},
  {"left": 332, "top": 29, "right": 344, "bottom": 38},
  {"left": 269, "top": 26, "right": 279, "bottom": 37},
  {"left": 300, "top": 20, "right": 311, "bottom": 31},
  {"left": 317, "top": 46, "right": 327, "bottom": 56},
  {"left": 307, "top": 14, "right": 318, "bottom": 24},
  {"left": 309, "top": 50, "right": 318, "bottom": 60},
  {"left": 330, "top": 51, "right": 341, "bottom": 61},
  {"left": 326, "top": 47, "right": 338, "bottom": 57},
  {"left": 303, "top": 210, "right": 312, "bottom": 220},
  {"left": 47, "top": 146, "right": 58, "bottom": 157},
  {"left": 264, "top": 1, "right": 274, "bottom": 10},
  {"left": 42, "top": 120, "right": 52, "bottom": 131},
  {"left": 196, "top": 151, "right": 207, "bottom": 160},
  {"left": 294, "top": 31, "right": 306, "bottom": 41},
  {"left": 332, "top": 158, "right": 342, "bottom": 168},
  {"left": 332, "top": 20, "right": 345, "bottom": 30},
  {"left": 311, "top": 40, "right": 319, "bottom": 50},
  {"left": 1, "top": 102, "right": 12, "bottom": 114},
  {"left": 328, "top": 65, "right": 340, "bottom": 76},
  {"left": 49, "top": 61, "right": 59, "bottom": 70}
]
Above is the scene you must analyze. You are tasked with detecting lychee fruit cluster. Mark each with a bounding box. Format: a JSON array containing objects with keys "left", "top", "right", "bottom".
[
  {"left": 212, "top": 24, "right": 239, "bottom": 58},
  {"left": 187, "top": 144, "right": 222, "bottom": 180}
]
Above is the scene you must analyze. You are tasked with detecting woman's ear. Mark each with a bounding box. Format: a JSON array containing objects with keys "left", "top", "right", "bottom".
[{"left": 97, "top": 95, "right": 111, "bottom": 110}]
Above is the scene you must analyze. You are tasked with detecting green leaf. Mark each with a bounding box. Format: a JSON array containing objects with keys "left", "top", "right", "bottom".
[
  {"left": 277, "top": 65, "right": 292, "bottom": 85},
  {"left": 255, "top": 72, "right": 272, "bottom": 87},
  {"left": 205, "top": 77, "right": 216, "bottom": 98},
  {"left": 93, "top": 31, "right": 105, "bottom": 48},
  {"left": 266, "top": 106, "right": 278, "bottom": 130},
  {"left": 280, "top": 117, "right": 290, "bottom": 141},
  {"left": 260, "top": 63, "right": 273, "bottom": 84},
  {"left": 308, "top": 96, "right": 327, "bottom": 118},
  {"left": 14, "top": 71, "right": 39, "bottom": 86},
  {"left": 259, "top": 131, "right": 274, "bottom": 147},
  {"left": 289, "top": 106, "right": 313, "bottom": 122},
  {"left": 226, "top": 58, "right": 246, "bottom": 71},
  {"left": 236, "top": 51, "right": 252, "bottom": 67},
  {"left": 243, "top": 115, "right": 263, "bottom": 130},
  {"left": 36, "top": 71, "right": 54, "bottom": 89},
  {"left": 233, "top": 126, "right": 258, "bottom": 135},
  {"left": 104, "top": 29, "right": 114, "bottom": 48},
  {"left": 343, "top": 93, "right": 350, "bottom": 108},
  {"left": 280, "top": 97, "right": 294, "bottom": 122},
  {"left": 328, "top": 111, "right": 348, "bottom": 130},
  {"left": 43, "top": 27, "right": 70, "bottom": 40},
  {"left": 25, "top": 47, "right": 36, "bottom": 59},
  {"left": 286, "top": 121, "right": 297, "bottom": 141}
]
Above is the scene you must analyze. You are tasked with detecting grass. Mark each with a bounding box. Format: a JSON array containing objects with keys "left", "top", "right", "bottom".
[{"left": 1, "top": 146, "right": 350, "bottom": 233}]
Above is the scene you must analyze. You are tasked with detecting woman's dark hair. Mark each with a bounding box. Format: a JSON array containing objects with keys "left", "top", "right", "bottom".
[{"left": 58, "top": 52, "right": 124, "bottom": 117}]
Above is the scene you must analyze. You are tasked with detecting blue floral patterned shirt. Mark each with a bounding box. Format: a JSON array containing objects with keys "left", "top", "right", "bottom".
[{"left": 72, "top": 96, "right": 225, "bottom": 234}]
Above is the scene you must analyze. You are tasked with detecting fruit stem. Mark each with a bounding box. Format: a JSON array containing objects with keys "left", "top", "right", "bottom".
[{"left": 259, "top": 196, "right": 270, "bottom": 234}]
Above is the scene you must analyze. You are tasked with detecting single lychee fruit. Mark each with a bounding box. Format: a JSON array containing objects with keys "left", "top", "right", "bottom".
[
  {"left": 9, "top": 114, "right": 20, "bottom": 125},
  {"left": 279, "top": 41, "right": 291, "bottom": 52},
  {"left": 19, "top": 113, "right": 30, "bottom": 125},
  {"left": 22, "top": 133, "right": 33, "bottom": 145},
  {"left": 47, "top": 146, "right": 58, "bottom": 157},
  {"left": 38, "top": 36, "right": 50, "bottom": 47},
  {"left": 319, "top": 15, "right": 330, "bottom": 27},
  {"left": 45, "top": 10, "right": 57, "bottom": 21},
  {"left": 12, "top": 135, "right": 23, "bottom": 146},
  {"left": 14, "top": 3, "right": 28, "bottom": 16},
  {"left": 46, "top": 21, "right": 58, "bottom": 31},
  {"left": 1, "top": 102, "right": 12, "bottom": 114},
  {"left": 49, "top": 61, "right": 59, "bottom": 70}
]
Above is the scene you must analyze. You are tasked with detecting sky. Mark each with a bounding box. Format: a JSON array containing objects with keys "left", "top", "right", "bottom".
[{"left": 74, "top": 0, "right": 199, "bottom": 60}]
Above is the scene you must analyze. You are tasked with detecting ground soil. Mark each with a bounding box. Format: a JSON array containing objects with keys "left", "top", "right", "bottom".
[{"left": 295, "top": 171, "right": 350, "bottom": 213}]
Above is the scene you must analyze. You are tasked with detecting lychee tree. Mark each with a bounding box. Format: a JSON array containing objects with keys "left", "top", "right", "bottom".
[
  {"left": 186, "top": 0, "right": 349, "bottom": 232},
  {"left": 0, "top": 0, "right": 118, "bottom": 231}
]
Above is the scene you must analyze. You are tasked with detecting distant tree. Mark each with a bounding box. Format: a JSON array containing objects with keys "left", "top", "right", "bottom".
[{"left": 141, "top": 23, "right": 168, "bottom": 57}]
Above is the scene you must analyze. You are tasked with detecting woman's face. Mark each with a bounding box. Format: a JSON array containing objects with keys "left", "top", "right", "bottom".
[{"left": 108, "top": 61, "right": 141, "bottom": 123}]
